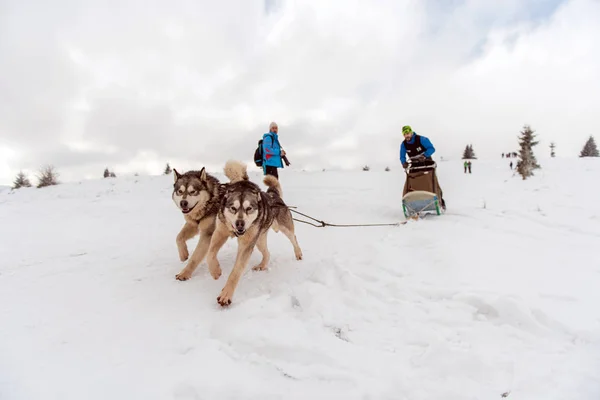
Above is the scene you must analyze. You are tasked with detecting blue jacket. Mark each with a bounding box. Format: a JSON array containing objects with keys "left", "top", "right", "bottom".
[
  {"left": 400, "top": 133, "right": 435, "bottom": 164},
  {"left": 262, "top": 132, "right": 283, "bottom": 168}
]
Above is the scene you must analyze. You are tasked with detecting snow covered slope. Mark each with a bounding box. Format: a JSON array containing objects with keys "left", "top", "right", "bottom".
[{"left": 1, "top": 158, "right": 599, "bottom": 399}]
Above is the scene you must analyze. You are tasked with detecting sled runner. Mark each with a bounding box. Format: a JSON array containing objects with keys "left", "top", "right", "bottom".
[{"left": 402, "top": 162, "right": 445, "bottom": 219}]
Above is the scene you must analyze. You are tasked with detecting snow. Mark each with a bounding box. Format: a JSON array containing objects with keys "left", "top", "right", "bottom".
[{"left": 1, "top": 158, "right": 600, "bottom": 399}]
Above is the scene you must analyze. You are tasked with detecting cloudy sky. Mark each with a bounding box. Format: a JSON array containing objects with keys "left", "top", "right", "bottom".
[{"left": 1, "top": 0, "right": 599, "bottom": 184}]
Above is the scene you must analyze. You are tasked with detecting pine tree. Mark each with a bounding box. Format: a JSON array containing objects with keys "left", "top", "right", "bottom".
[
  {"left": 164, "top": 163, "right": 172, "bottom": 175},
  {"left": 516, "top": 125, "right": 541, "bottom": 180},
  {"left": 550, "top": 142, "right": 556, "bottom": 158},
  {"left": 579, "top": 136, "right": 599, "bottom": 157},
  {"left": 12, "top": 171, "right": 32, "bottom": 189},
  {"left": 362, "top": 165, "right": 370, "bottom": 171},
  {"left": 462, "top": 144, "right": 477, "bottom": 159},
  {"left": 385, "top": 166, "right": 390, "bottom": 172},
  {"left": 36, "top": 165, "right": 59, "bottom": 188},
  {"left": 104, "top": 168, "right": 110, "bottom": 178}
]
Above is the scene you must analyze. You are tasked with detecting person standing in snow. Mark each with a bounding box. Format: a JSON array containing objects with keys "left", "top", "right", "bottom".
[
  {"left": 399, "top": 125, "right": 446, "bottom": 209},
  {"left": 261, "top": 121, "right": 289, "bottom": 179},
  {"left": 399, "top": 125, "right": 436, "bottom": 168},
  {"left": 467, "top": 161, "right": 472, "bottom": 174},
  {"left": 464, "top": 161, "right": 468, "bottom": 173}
]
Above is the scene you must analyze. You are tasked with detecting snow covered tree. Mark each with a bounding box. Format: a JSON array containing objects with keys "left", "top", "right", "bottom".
[
  {"left": 12, "top": 171, "right": 32, "bottom": 189},
  {"left": 579, "top": 136, "right": 599, "bottom": 157},
  {"left": 362, "top": 165, "right": 370, "bottom": 171},
  {"left": 164, "top": 163, "right": 172, "bottom": 175},
  {"left": 462, "top": 144, "right": 477, "bottom": 159},
  {"left": 516, "top": 125, "right": 541, "bottom": 180},
  {"left": 36, "top": 165, "right": 59, "bottom": 188},
  {"left": 385, "top": 166, "right": 390, "bottom": 171},
  {"left": 550, "top": 142, "right": 556, "bottom": 158}
]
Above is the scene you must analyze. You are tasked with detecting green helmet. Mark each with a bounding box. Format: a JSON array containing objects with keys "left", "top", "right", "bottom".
[{"left": 402, "top": 125, "right": 413, "bottom": 135}]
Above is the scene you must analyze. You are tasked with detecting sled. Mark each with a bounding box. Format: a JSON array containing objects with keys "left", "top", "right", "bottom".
[{"left": 402, "top": 162, "right": 445, "bottom": 219}]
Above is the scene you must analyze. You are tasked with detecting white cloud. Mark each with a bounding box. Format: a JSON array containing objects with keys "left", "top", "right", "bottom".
[{"left": 1, "top": 0, "right": 598, "bottom": 184}]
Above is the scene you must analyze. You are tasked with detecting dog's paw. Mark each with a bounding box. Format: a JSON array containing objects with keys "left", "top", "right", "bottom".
[
  {"left": 208, "top": 262, "right": 222, "bottom": 280},
  {"left": 295, "top": 249, "right": 303, "bottom": 260},
  {"left": 175, "top": 268, "right": 192, "bottom": 281},
  {"left": 252, "top": 264, "right": 267, "bottom": 271},
  {"left": 217, "top": 286, "right": 233, "bottom": 306},
  {"left": 178, "top": 245, "right": 189, "bottom": 262}
]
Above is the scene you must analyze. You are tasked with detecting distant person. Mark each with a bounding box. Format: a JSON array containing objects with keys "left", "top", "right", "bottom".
[
  {"left": 464, "top": 161, "right": 468, "bottom": 173},
  {"left": 260, "top": 121, "right": 289, "bottom": 179},
  {"left": 467, "top": 161, "right": 472, "bottom": 174},
  {"left": 509, "top": 161, "right": 513, "bottom": 170}
]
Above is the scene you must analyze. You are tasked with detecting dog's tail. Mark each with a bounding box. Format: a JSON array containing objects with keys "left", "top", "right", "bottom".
[
  {"left": 263, "top": 175, "right": 283, "bottom": 198},
  {"left": 223, "top": 160, "right": 248, "bottom": 183}
]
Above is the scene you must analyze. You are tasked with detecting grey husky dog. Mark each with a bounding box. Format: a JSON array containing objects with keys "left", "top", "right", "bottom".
[
  {"left": 171, "top": 167, "right": 225, "bottom": 281},
  {"left": 206, "top": 160, "right": 303, "bottom": 306}
]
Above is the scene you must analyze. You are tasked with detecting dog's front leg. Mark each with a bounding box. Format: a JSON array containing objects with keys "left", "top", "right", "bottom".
[
  {"left": 176, "top": 222, "right": 199, "bottom": 262},
  {"left": 217, "top": 235, "right": 258, "bottom": 306},
  {"left": 206, "top": 222, "right": 230, "bottom": 280},
  {"left": 176, "top": 232, "right": 211, "bottom": 281}
]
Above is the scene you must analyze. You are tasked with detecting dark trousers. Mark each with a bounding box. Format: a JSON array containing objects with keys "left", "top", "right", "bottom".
[{"left": 264, "top": 166, "right": 279, "bottom": 179}]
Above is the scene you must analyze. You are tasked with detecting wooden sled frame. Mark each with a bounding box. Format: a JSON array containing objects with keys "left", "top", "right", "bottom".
[
  {"left": 402, "top": 161, "right": 443, "bottom": 219},
  {"left": 406, "top": 162, "right": 437, "bottom": 172}
]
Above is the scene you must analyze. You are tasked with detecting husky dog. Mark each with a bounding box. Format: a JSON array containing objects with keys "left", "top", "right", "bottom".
[
  {"left": 171, "top": 167, "right": 224, "bottom": 281},
  {"left": 206, "top": 160, "right": 303, "bottom": 306}
]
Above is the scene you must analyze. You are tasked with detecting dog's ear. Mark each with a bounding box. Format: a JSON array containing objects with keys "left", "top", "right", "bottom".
[
  {"left": 199, "top": 167, "right": 207, "bottom": 182},
  {"left": 173, "top": 169, "right": 181, "bottom": 182}
]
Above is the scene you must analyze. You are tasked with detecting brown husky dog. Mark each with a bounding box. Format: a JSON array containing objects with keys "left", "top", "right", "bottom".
[
  {"left": 171, "top": 167, "right": 225, "bottom": 281},
  {"left": 206, "top": 160, "right": 303, "bottom": 306}
]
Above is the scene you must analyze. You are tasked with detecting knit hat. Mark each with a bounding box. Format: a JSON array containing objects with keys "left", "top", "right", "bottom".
[
  {"left": 402, "top": 125, "right": 413, "bottom": 135},
  {"left": 269, "top": 122, "right": 278, "bottom": 130}
]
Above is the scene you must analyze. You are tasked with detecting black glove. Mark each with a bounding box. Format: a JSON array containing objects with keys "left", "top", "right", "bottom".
[{"left": 402, "top": 162, "right": 409, "bottom": 169}]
